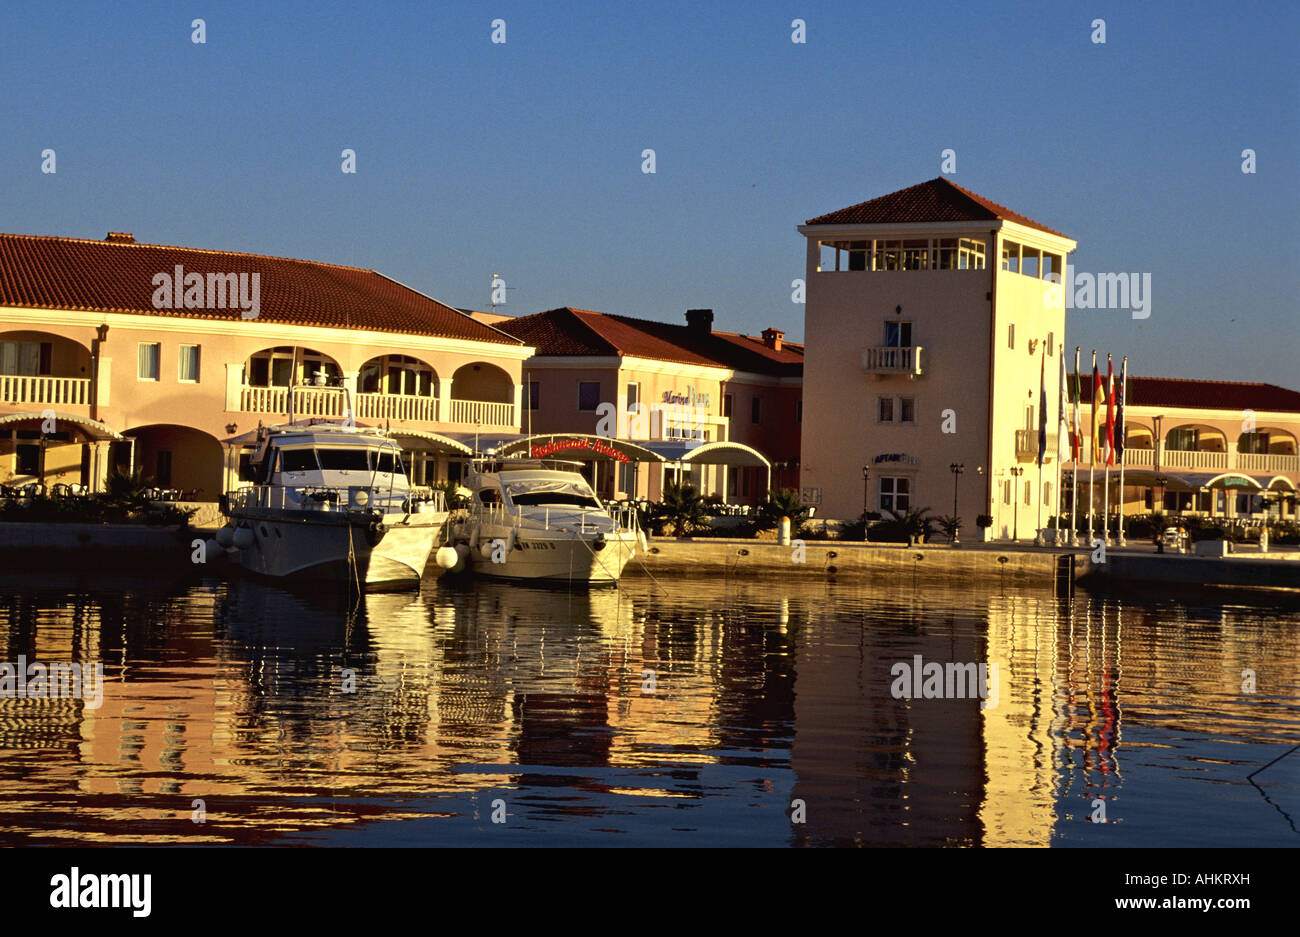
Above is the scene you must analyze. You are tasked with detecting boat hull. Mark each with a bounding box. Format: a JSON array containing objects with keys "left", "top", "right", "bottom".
[
  {"left": 467, "top": 528, "right": 637, "bottom": 583},
  {"left": 224, "top": 513, "right": 445, "bottom": 590}
]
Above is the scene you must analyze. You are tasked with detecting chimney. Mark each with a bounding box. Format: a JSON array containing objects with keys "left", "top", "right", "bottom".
[
  {"left": 105, "top": 232, "right": 135, "bottom": 244},
  {"left": 761, "top": 327, "right": 784, "bottom": 351},
  {"left": 685, "top": 308, "right": 713, "bottom": 335}
]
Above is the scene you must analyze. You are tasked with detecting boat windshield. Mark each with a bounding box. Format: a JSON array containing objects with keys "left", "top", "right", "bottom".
[
  {"left": 505, "top": 481, "right": 600, "bottom": 509},
  {"left": 278, "top": 447, "right": 405, "bottom": 475},
  {"left": 317, "top": 448, "right": 371, "bottom": 471}
]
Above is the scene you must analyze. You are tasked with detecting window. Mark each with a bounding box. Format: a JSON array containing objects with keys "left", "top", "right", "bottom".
[
  {"left": 901, "top": 240, "right": 930, "bottom": 270},
  {"left": 958, "top": 238, "right": 986, "bottom": 269},
  {"left": 1046, "top": 332, "right": 1054, "bottom": 356},
  {"left": 795, "top": 400, "right": 802, "bottom": 424},
  {"left": 1166, "top": 428, "right": 1198, "bottom": 451},
  {"left": 626, "top": 383, "right": 639, "bottom": 412},
  {"left": 178, "top": 344, "right": 200, "bottom": 382},
  {"left": 884, "top": 321, "right": 912, "bottom": 347},
  {"left": 878, "top": 396, "right": 914, "bottom": 423},
  {"left": 879, "top": 476, "right": 910, "bottom": 513},
  {"left": 318, "top": 449, "right": 370, "bottom": 471},
  {"left": 578, "top": 382, "right": 601, "bottom": 411},
  {"left": 0, "top": 341, "right": 51, "bottom": 376},
  {"left": 751, "top": 396, "right": 762, "bottom": 424},
  {"left": 1024, "top": 480, "right": 1031, "bottom": 505},
  {"left": 156, "top": 450, "right": 173, "bottom": 487},
  {"left": 247, "top": 347, "right": 338, "bottom": 388},
  {"left": 137, "top": 343, "right": 161, "bottom": 381},
  {"left": 934, "top": 239, "right": 958, "bottom": 269},
  {"left": 1001, "top": 241, "right": 1021, "bottom": 273},
  {"left": 1003, "top": 480, "right": 1012, "bottom": 505},
  {"left": 15, "top": 445, "right": 41, "bottom": 476},
  {"left": 1238, "top": 432, "right": 1270, "bottom": 454},
  {"left": 1007, "top": 323, "right": 1015, "bottom": 349},
  {"left": 527, "top": 381, "right": 540, "bottom": 410},
  {"left": 722, "top": 393, "right": 733, "bottom": 418},
  {"left": 280, "top": 449, "right": 319, "bottom": 473}
]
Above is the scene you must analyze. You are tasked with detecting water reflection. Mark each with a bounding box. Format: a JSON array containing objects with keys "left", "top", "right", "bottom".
[{"left": 0, "top": 569, "right": 1295, "bottom": 846}]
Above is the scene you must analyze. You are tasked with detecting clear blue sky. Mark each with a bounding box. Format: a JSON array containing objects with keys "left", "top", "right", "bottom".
[{"left": 2, "top": 1, "right": 1296, "bottom": 384}]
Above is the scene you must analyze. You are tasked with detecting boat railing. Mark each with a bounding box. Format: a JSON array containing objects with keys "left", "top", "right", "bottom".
[{"left": 227, "top": 484, "right": 445, "bottom": 516}]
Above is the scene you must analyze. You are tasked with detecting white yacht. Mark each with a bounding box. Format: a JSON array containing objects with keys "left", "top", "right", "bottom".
[
  {"left": 442, "top": 459, "right": 643, "bottom": 583},
  {"left": 213, "top": 421, "right": 447, "bottom": 591}
]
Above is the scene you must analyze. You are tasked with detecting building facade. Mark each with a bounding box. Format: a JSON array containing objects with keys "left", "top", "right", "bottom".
[
  {"left": 798, "top": 178, "right": 1078, "bottom": 537},
  {"left": 0, "top": 232, "right": 533, "bottom": 496},
  {"left": 499, "top": 306, "right": 803, "bottom": 504}
]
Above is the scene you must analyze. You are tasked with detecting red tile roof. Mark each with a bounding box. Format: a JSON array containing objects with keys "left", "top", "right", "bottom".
[
  {"left": 0, "top": 232, "right": 522, "bottom": 345},
  {"left": 501, "top": 307, "right": 804, "bottom": 376},
  {"left": 1072, "top": 375, "right": 1300, "bottom": 413},
  {"left": 806, "top": 177, "right": 1069, "bottom": 238}
]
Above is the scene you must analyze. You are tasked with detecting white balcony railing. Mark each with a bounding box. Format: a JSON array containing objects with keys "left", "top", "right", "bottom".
[
  {"left": 0, "top": 375, "right": 91, "bottom": 406},
  {"left": 355, "top": 392, "right": 438, "bottom": 423},
  {"left": 448, "top": 399, "right": 514, "bottom": 426},
  {"left": 1237, "top": 451, "right": 1300, "bottom": 473},
  {"left": 862, "top": 345, "right": 923, "bottom": 375},
  {"left": 1161, "top": 448, "right": 1228, "bottom": 471},
  {"left": 239, "top": 385, "right": 345, "bottom": 418}
]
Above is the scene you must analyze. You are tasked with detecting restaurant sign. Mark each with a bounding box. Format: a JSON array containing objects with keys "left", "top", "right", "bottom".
[{"left": 530, "top": 438, "right": 630, "bottom": 463}]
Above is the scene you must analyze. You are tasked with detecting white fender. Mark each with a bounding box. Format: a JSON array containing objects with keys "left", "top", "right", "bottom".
[
  {"left": 434, "top": 546, "right": 460, "bottom": 570},
  {"left": 232, "top": 526, "right": 255, "bottom": 550},
  {"left": 215, "top": 525, "right": 235, "bottom": 548}
]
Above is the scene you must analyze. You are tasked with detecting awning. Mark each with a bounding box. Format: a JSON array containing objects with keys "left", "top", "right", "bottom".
[
  {"left": 386, "top": 430, "right": 475, "bottom": 456},
  {"left": 1266, "top": 475, "right": 1297, "bottom": 491},
  {"left": 496, "top": 434, "right": 662, "bottom": 464},
  {"left": 639, "top": 439, "right": 772, "bottom": 469},
  {"left": 0, "top": 412, "right": 123, "bottom": 442}
]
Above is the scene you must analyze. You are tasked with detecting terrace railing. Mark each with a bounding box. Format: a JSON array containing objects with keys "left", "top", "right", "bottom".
[{"left": 0, "top": 375, "right": 90, "bottom": 406}]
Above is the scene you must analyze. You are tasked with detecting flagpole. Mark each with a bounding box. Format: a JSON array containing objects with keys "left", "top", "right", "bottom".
[
  {"left": 1089, "top": 350, "right": 1097, "bottom": 545},
  {"left": 1035, "top": 340, "right": 1046, "bottom": 547},
  {"left": 1072, "top": 347, "right": 1081, "bottom": 547},
  {"left": 1118, "top": 356, "right": 1128, "bottom": 546},
  {"left": 1054, "top": 343, "right": 1065, "bottom": 546},
  {"left": 1104, "top": 353, "right": 1113, "bottom": 546}
]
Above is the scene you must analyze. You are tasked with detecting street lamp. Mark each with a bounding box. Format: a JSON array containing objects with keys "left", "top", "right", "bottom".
[
  {"left": 949, "top": 462, "right": 964, "bottom": 544},
  {"left": 862, "top": 465, "right": 871, "bottom": 523},
  {"left": 1009, "top": 466, "right": 1024, "bottom": 541}
]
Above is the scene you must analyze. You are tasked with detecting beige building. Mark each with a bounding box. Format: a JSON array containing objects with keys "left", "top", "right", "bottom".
[
  {"left": 798, "top": 178, "right": 1078, "bottom": 537},
  {"left": 0, "top": 232, "right": 534, "bottom": 496},
  {"left": 1066, "top": 376, "right": 1299, "bottom": 527}
]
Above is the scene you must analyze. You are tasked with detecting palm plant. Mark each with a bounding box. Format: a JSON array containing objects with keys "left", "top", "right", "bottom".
[
  {"left": 890, "top": 505, "right": 936, "bottom": 545},
  {"left": 936, "top": 514, "right": 962, "bottom": 542},
  {"left": 759, "top": 488, "right": 809, "bottom": 530},
  {"left": 101, "top": 468, "right": 150, "bottom": 515},
  {"left": 655, "top": 480, "right": 708, "bottom": 537}
]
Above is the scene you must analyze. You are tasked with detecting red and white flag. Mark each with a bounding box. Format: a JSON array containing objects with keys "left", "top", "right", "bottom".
[{"left": 1104, "top": 355, "right": 1116, "bottom": 466}]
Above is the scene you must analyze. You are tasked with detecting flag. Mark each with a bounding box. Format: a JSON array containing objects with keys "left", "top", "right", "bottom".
[
  {"left": 1058, "top": 345, "right": 1070, "bottom": 462},
  {"left": 1037, "top": 345, "right": 1048, "bottom": 467},
  {"left": 1104, "top": 355, "right": 1116, "bottom": 466},
  {"left": 1117, "top": 358, "right": 1127, "bottom": 463},
  {"left": 1072, "top": 348, "right": 1082, "bottom": 460},
  {"left": 1091, "top": 351, "right": 1102, "bottom": 464}
]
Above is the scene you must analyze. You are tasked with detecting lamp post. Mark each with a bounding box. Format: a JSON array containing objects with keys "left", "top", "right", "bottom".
[
  {"left": 949, "top": 462, "right": 964, "bottom": 544},
  {"left": 1010, "top": 466, "right": 1024, "bottom": 541},
  {"left": 862, "top": 465, "right": 871, "bottom": 524}
]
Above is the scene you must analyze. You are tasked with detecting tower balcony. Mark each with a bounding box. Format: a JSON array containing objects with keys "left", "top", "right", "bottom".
[{"left": 862, "top": 345, "right": 923, "bottom": 377}]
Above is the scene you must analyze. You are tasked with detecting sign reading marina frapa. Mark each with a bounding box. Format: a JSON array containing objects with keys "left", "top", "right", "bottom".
[
  {"left": 661, "top": 387, "right": 710, "bottom": 408},
  {"left": 0, "top": 656, "right": 104, "bottom": 709}
]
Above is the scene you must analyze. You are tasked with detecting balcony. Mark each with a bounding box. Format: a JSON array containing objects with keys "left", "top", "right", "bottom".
[
  {"left": 1161, "top": 448, "right": 1228, "bottom": 471},
  {"left": 1, "top": 375, "right": 91, "bottom": 407},
  {"left": 1237, "top": 451, "right": 1300, "bottom": 473},
  {"left": 862, "top": 345, "right": 923, "bottom": 376},
  {"left": 355, "top": 392, "right": 438, "bottom": 423},
  {"left": 447, "top": 399, "right": 514, "bottom": 427},
  {"left": 1015, "top": 429, "right": 1057, "bottom": 462},
  {"left": 236, "top": 386, "right": 514, "bottom": 428}
]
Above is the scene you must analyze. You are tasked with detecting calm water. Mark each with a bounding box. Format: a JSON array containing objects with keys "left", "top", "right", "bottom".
[{"left": 0, "top": 568, "right": 1296, "bottom": 847}]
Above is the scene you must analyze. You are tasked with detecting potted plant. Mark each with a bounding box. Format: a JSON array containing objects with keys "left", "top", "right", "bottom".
[
  {"left": 653, "top": 480, "right": 708, "bottom": 537},
  {"left": 976, "top": 514, "right": 993, "bottom": 542},
  {"left": 937, "top": 514, "right": 962, "bottom": 546}
]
